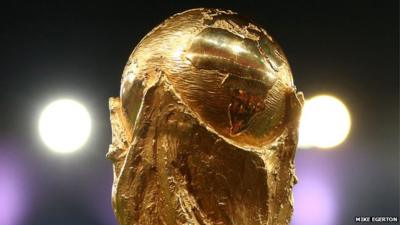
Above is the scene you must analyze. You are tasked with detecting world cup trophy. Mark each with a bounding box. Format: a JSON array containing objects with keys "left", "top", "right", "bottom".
[{"left": 107, "top": 8, "right": 303, "bottom": 225}]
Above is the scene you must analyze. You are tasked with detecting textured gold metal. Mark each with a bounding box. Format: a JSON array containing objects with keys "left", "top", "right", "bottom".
[{"left": 108, "top": 8, "right": 303, "bottom": 225}]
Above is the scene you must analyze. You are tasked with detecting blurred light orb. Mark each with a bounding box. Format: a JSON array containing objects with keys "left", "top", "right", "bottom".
[
  {"left": 0, "top": 154, "right": 28, "bottom": 225},
  {"left": 299, "top": 95, "right": 351, "bottom": 149},
  {"left": 39, "top": 99, "right": 91, "bottom": 153},
  {"left": 292, "top": 177, "right": 337, "bottom": 225}
]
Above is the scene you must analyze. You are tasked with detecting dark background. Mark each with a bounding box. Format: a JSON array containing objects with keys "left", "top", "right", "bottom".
[{"left": 0, "top": 1, "right": 398, "bottom": 225}]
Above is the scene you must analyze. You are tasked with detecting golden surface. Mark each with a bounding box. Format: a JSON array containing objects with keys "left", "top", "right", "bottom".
[
  {"left": 120, "top": 8, "right": 294, "bottom": 151},
  {"left": 109, "top": 8, "right": 303, "bottom": 225}
]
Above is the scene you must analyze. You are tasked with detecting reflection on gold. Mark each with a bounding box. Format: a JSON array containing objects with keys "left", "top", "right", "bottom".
[{"left": 231, "top": 43, "right": 246, "bottom": 54}]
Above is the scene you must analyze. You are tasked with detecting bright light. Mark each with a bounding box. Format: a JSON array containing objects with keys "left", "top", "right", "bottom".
[
  {"left": 39, "top": 99, "right": 91, "bottom": 153},
  {"left": 299, "top": 95, "right": 351, "bottom": 149},
  {"left": 231, "top": 44, "right": 246, "bottom": 54}
]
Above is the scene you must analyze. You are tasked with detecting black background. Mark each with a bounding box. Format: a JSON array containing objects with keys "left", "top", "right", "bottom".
[{"left": 0, "top": 1, "right": 398, "bottom": 225}]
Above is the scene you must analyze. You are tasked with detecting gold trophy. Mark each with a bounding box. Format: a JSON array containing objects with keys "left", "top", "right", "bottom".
[{"left": 107, "top": 8, "right": 303, "bottom": 225}]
